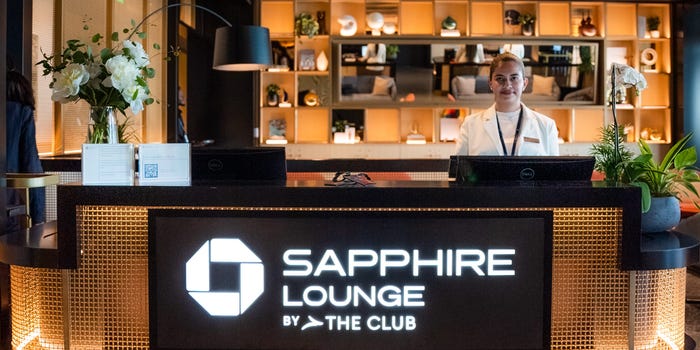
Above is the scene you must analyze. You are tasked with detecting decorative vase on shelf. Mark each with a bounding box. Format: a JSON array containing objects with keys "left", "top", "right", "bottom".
[
  {"left": 88, "top": 106, "right": 119, "bottom": 144},
  {"left": 338, "top": 15, "right": 357, "bottom": 36},
  {"left": 522, "top": 23, "right": 534, "bottom": 36},
  {"left": 579, "top": 16, "right": 597, "bottom": 37},
  {"left": 441, "top": 16, "right": 457, "bottom": 30},
  {"left": 316, "top": 50, "right": 329, "bottom": 71},
  {"left": 267, "top": 91, "right": 279, "bottom": 107}
]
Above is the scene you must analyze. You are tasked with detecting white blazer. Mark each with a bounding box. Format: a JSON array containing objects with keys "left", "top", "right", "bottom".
[{"left": 454, "top": 104, "right": 560, "bottom": 156}]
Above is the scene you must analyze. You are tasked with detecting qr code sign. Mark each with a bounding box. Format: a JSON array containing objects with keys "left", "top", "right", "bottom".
[{"left": 144, "top": 164, "right": 159, "bottom": 179}]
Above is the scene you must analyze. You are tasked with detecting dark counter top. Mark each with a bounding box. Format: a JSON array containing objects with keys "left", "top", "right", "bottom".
[
  {"left": 48, "top": 180, "right": 642, "bottom": 269},
  {"left": 6, "top": 180, "right": 695, "bottom": 272}
]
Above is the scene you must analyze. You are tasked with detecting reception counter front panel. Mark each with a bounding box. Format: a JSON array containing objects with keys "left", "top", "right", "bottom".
[
  {"left": 4, "top": 181, "right": 689, "bottom": 349},
  {"left": 150, "top": 209, "right": 552, "bottom": 349}
]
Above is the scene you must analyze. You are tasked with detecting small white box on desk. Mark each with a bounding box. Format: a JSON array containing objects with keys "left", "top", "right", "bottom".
[
  {"left": 81, "top": 144, "right": 135, "bottom": 185},
  {"left": 138, "top": 143, "right": 191, "bottom": 185}
]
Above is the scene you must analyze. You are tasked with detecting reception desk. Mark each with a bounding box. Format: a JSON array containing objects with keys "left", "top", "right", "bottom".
[{"left": 1, "top": 180, "right": 695, "bottom": 349}]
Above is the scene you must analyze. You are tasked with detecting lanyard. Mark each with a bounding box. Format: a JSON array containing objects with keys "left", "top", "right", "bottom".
[{"left": 495, "top": 108, "right": 524, "bottom": 156}]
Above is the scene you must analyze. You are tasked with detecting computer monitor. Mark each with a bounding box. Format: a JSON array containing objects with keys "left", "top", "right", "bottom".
[
  {"left": 191, "top": 147, "right": 287, "bottom": 182},
  {"left": 449, "top": 156, "right": 595, "bottom": 184}
]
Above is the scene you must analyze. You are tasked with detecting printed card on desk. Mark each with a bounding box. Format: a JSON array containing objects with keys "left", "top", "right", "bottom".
[
  {"left": 81, "top": 144, "right": 135, "bottom": 185},
  {"left": 138, "top": 143, "right": 191, "bottom": 185}
]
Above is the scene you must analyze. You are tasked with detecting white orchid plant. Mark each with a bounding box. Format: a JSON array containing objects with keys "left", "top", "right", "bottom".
[
  {"left": 609, "top": 62, "right": 648, "bottom": 160},
  {"left": 593, "top": 63, "right": 648, "bottom": 183},
  {"left": 610, "top": 62, "right": 647, "bottom": 98},
  {"left": 38, "top": 21, "right": 158, "bottom": 143}
]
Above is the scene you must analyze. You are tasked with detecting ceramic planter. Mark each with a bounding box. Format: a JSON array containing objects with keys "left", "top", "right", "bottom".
[{"left": 641, "top": 196, "right": 680, "bottom": 233}]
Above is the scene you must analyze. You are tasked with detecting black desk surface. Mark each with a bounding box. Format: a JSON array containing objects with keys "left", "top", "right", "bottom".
[{"left": 3, "top": 180, "right": 695, "bottom": 271}]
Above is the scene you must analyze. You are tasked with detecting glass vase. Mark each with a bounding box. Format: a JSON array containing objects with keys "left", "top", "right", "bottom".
[{"left": 88, "top": 106, "right": 119, "bottom": 144}]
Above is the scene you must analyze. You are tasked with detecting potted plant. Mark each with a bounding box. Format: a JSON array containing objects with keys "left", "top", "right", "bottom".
[
  {"left": 386, "top": 45, "right": 400, "bottom": 60},
  {"left": 295, "top": 12, "right": 319, "bottom": 38},
  {"left": 591, "top": 63, "right": 647, "bottom": 183},
  {"left": 592, "top": 64, "right": 700, "bottom": 232},
  {"left": 647, "top": 15, "right": 661, "bottom": 38},
  {"left": 591, "top": 124, "right": 635, "bottom": 184},
  {"left": 266, "top": 84, "right": 280, "bottom": 107},
  {"left": 518, "top": 13, "right": 536, "bottom": 36},
  {"left": 623, "top": 133, "right": 700, "bottom": 232}
]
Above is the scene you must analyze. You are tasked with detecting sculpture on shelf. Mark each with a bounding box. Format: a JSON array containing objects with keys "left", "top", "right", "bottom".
[
  {"left": 640, "top": 48, "right": 658, "bottom": 70},
  {"left": 504, "top": 9, "right": 521, "bottom": 35},
  {"left": 518, "top": 13, "right": 536, "bottom": 36},
  {"left": 367, "top": 12, "right": 384, "bottom": 35},
  {"left": 504, "top": 9, "right": 520, "bottom": 25},
  {"left": 316, "top": 50, "right": 328, "bottom": 72},
  {"left": 338, "top": 15, "right": 357, "bottom": 36},
  {"left": 383, "top": 22, "right": 396, "bottom": 35},
  {"left": 316, "top": 11, "right": 326, "bottom": 35},
  {"left": 442, "top": 16, "right": 457, "bottom": 30},
  {"left": 579, "top": 12, "right": 597, "bottom": 37},
  {"left": 440, "top": 16, "right": 459, "bottom": 37},
  {"left": 303, "top": 91, "right": 319, "bottom": 107}
]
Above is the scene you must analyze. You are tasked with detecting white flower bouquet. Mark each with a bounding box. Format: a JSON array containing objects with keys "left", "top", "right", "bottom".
[{"left": 38, "top": 26, "right": 158, "bottom": 143}]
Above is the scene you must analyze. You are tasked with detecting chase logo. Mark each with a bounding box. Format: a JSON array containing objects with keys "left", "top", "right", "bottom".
[{"left": 186, "top": 238, "right": 264, "bottom": 316}]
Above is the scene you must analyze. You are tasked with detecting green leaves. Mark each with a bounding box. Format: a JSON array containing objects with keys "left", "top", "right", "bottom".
[
  {"left": 144, "top": 67, "right": 156, "bottom": 79},
  {"left": 593, "top": 125, "right": 700, "bottom": 213},
  {"left": 590, "top": 124, "right": 633, "bottom": 183},
  {"left": 36, "top": 17, "right": 160, "bottom": 142},
  {"left": 624, "top": 133, "right": 700, "bottom": 211},
  {"left": 100, "top": 47, "right": 112, "bottom": 63}
]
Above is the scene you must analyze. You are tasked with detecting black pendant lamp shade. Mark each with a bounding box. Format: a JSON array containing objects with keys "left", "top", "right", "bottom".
[{"left": 213, "top": 25, "right": 272, "bottom": 71}]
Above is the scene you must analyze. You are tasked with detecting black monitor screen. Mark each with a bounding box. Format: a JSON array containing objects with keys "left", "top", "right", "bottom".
[
  {"left": 191, "top": 147, "right": 286, "bottom": 182},
  {"left": 450, "top": 156, "right": 595, "bottom": 184}
]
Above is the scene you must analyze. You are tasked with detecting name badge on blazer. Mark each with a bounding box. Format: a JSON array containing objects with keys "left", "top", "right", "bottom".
[{"left": 523, "top": 136, "right": 540, "bottom": 144}]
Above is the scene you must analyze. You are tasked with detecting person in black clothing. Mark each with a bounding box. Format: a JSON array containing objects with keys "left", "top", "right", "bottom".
[
  {"left": 5, "top": 57, "right": 45, "bottom": 230},
  {"left": 176, "top": 86, "right": 189, "bottom": 143}
]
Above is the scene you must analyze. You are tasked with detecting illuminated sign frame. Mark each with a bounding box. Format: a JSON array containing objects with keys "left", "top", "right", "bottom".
[{"left": 149, "top": 208, "right": 553, "bottom": 350}]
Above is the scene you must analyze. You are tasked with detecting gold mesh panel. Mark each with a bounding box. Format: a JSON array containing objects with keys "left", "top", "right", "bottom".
[
  {"left": 45, "top": 171, "right": 82, "bottom": 222},
  {"left": 633, "top": 269, "right": 687, "bottom": 350},
  {"left": 10, "top": 267, "right": 63, "bottom": 349},
  {"left": 9, "top": 206, "right": 687, "bottom": 349}
]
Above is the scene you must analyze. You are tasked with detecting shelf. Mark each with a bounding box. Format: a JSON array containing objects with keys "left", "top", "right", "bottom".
[
  {"left": 262, "top": 1, "right": 295, "bottom": 35},
  {"left": 605, "top": 3, "right": 637, "bottom": 37},
  {"left": 471, "top": 2, "right": 503, "bottom": 36},
  {"left": 260, "top": 0, "right": 673, "bottom": 155},
  {"left": 539, "top": 2, "right": 570, "bottom": 36}
]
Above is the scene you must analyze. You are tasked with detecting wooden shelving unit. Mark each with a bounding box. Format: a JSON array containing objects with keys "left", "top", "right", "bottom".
[{"left": 260, "top": 0, "right": 672, "bottom": 159}]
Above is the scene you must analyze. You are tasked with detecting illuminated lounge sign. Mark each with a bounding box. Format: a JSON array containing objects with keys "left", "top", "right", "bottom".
[{"left": 149, "top": 209, "right": 552, "bottom": 349}]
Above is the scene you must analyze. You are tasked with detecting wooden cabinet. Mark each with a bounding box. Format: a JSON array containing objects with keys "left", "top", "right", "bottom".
[{"left": 260, "top": 0, "right": 672, "bottom": 158}]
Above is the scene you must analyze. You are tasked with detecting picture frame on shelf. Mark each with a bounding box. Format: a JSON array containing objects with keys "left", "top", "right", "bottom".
[{"left": 299, "top": 49, "right": 316, "bottom": 71}]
